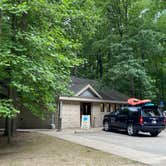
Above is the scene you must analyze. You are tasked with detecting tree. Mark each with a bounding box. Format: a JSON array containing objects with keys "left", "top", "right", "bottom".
[
  {"left": 77, "top": 0, "right": 166, "bottom": 102},
  {"left": 0, "top": 0, "right": 98, "bottom": 141},
  {"left": 0, "top": 100, "right": 19, "bottom": 143}
]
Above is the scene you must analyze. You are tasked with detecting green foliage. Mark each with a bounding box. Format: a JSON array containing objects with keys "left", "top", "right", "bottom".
[
  {"left": 0, "top": 0, "right": 165, "bottom": 119},
  {"left": 77, "top": 0, "right": 166, "bottom": 102},
  {"left": 0, "top": 99, "right": 20, "bottom": 118},
  {"left": 0, "top": 0, "right": 97, "bottom": 118}
]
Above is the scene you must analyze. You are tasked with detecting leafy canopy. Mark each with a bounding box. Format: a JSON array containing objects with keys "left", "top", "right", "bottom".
[{"left": 0, "top": 0, "right": 97, "bottom": 118}]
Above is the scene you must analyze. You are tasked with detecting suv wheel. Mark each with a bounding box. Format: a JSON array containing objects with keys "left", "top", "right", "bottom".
[
  {"left": 103, "top": 121, "right": 109, "bottom": 131},
  {"left": 150, "top": 131, "right": 159, "bottom": 137},
  {"left": 127, "top": 124, "right": 137, "bottom": 136}
]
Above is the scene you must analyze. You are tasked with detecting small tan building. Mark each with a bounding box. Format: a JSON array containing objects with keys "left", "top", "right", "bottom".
[
  {"left": 56, "top": 77, "right": 128, "bottom": 129},
  {"left": 0, "top": 77, "right": 128, "bottom": 129}
]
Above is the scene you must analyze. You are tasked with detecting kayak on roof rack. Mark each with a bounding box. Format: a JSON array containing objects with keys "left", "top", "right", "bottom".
[{"left": 128, "top": 98, "right": 151, "bottom": 106}]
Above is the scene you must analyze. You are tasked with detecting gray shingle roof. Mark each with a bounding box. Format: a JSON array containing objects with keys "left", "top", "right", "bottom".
[{"left": 70, "top": 77, "right": 129, "bottom": 101}]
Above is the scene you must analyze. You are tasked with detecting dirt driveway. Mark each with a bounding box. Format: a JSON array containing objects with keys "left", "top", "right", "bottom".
[{"left": 40, "top": 129, "right": 166, "bottom": 166}]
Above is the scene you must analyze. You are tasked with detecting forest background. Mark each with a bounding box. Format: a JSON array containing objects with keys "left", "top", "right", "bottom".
[{"left": 0, "top": 0, "right": 165, "bottom": 120}]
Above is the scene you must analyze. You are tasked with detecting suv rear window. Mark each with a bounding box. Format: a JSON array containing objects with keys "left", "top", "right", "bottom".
[
  {"left": 141, "top": 107, "right": 161, "bottom": 117},
  {"left": 127, "top": 107, "right": 139, "bottom": 117}
]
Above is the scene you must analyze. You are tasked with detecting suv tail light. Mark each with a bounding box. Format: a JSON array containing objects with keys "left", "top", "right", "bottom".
[
  {"left": 163, "top": 118, "right": 166, "bottom": 125},
  {"left": 139, "top": 116, "right": 143, "bottom": 125}
]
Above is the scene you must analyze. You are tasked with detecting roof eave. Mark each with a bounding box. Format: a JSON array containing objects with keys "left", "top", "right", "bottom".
[{"left": 59, "top": 96, "right": 127, "bottom": 104}]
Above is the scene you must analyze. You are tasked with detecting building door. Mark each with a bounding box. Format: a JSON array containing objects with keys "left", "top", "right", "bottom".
[{"left": 80, "top": 103, "right": 91, "bottom": 127}]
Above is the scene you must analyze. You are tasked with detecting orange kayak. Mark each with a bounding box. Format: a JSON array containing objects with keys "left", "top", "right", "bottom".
[{"left": 128, "top": 98, "right": 151, "bottom": 106}]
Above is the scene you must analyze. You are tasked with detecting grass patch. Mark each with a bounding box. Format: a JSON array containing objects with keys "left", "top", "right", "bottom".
[{"left": 0, "top": 131, "right": 146, "bottom": 166}]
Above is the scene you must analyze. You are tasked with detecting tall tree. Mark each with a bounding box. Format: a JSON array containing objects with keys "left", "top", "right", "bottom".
[
  {"left": 0, "top": 0, "right": 98, "bottom": 141},
  {"left": 77, "top": 0, "right": 166, "bottom": 103}
]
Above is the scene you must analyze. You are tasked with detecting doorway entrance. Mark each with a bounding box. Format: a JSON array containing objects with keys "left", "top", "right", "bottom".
[{"left": 80, "top": 103, "right": 91, "bottom": 127}]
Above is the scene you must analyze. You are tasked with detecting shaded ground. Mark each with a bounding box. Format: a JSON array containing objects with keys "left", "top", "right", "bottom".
[{"left": 0, "top": 131, "right": 145, "bottom": 166}]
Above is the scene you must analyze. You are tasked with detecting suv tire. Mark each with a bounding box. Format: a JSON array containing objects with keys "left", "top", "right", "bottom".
[
  {"left": 150, "top": 131, "right": 159, "bottom": 137},
  {"left": 127, "top": 124, "right": 137, "bottom": 136},
  {"left": 103, "top": 121, "right": 110, "bottom": 131}
]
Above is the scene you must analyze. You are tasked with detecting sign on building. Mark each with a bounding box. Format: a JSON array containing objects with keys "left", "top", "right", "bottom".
[
  {"left": 81, "top": 115, "right": 90, "bottom": 129},
  {"left": 160, "top": 101, "right": 164, "bottom": 107}
]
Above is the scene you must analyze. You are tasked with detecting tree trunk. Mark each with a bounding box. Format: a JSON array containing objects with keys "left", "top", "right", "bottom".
[
  {"left": 160, "top": 57, "right": 164, "bottom": 101},
  {"left": 96, "top": 52, "right": 103, "bottom": 79},
  {"left": 96, "top": 53, "right": 99, "bottom": 79},
  {"left": 131, "top": 77, "right": 135, "bottom": 97},
  {"left": 139, "top": 40, "right": 145, "bottom": 99},
  {"left": 3, "top": 117, "right": 12, "bottom": 144},
  {"left": 7, "top": 118, "right": 11, "bottom": 144},
  {"left": 98, "top": 51, "right": 103, "bottom": 79},
  {"left": 11, "top": 118, "right": 16, "bottom": 136},
  {"left": 4, "top": 117, "right": 8, "bottom": 136}
]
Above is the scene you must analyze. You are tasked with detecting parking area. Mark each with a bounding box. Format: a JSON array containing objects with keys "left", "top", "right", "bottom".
[
  {"left": 40, "top": 129, "right": 166, "bottom": 166},
  {"left": 77, "top": 130, "right": 166, "bottom": 156}
]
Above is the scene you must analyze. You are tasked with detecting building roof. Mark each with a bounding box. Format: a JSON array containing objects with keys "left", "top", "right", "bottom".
[
  {"left": 70, "top": 77, "right": 96, "bottom": 94},
  {"left": 70, "top": 76, "right": 129, "bottom": 102}
]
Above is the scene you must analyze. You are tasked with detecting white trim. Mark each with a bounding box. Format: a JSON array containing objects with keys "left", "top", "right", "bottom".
[
  {"left": 75, "top": 84, "right": 102, "bottom": 99},
  {"left": 59, "top": 96, "right": 127, "bottom": 104}
]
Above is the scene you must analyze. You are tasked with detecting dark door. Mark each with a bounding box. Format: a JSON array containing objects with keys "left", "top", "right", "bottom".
[
  {"left": 81, "top": 103, "right": 91, "bottom": 115},
  {"left": 80, "top": 103, "right": 91, "bottom": 126}
]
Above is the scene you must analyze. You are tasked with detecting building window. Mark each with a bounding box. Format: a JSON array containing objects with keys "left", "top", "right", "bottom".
[
  {"left": 116, "top": 104, "right": 120, "bottom": 110},
  {"left": 111, "top": 104, "right": 116, "bottom": 111},
  {"left": 106, "top": 104, "right": 110, "bottom": 112},
  {"left": 110, "top": 104, "right": 113, "bottom": 112},
  {"left": 100, "top": 103, "right": 104, "bottom": 112}
]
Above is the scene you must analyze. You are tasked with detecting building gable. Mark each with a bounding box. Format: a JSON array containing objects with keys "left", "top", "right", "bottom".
[
  {"left": 75, "top": 84, "right": 102, "bottom": 99},
  {"left": 79, "top": 89, "right": 98, "bottom": 98}
]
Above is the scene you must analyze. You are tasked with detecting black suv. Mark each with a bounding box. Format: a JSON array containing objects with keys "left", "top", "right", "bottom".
[{"left": 103, "top": 103, "right": 166, "bottom": 136}]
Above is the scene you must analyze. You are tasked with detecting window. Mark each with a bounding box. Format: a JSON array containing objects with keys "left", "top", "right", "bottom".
[
  {"left": 100, "top": 103, "right": 104, "bottom": 112},
  {"left": 116, "top": 104, "right": 120, "bottom": 109},
  {"left": 106, "top": 104, "right": 110, "bottom": 112},
  {"left": 127, "top": 107, "right": 139, "bottom": 117},
  {"left": 110, "top": 104, "right": 114, "bottom": 112},
  {"left": 111, "top": 104, "right": 116, "bottom": 111},
  {"left": 128, "top": 107, "right": 139, "bottom": 112},
  {"left": 119, "top": 109, "right": 128, "bottom": 116},
  {"left": 141, "top": 108, "right": 161, "bottom": 117}
]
